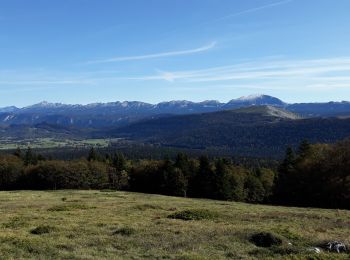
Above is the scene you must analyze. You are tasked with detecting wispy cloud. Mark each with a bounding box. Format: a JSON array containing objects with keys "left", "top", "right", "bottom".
[
  {"left": 217, "top": 0, "right": 293, "bottom": 21},
  {"left": 2, "top": 56, "right": 350, "bottom": 93},
  {"left": 86, "top": 41, "right": 216, "bottom": 64},
  {"left": 123, "top": 57, "right": 350, "bottom": 91}
]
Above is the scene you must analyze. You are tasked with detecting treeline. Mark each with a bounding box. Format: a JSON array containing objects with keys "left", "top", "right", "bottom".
[
  {"left": 0, "top": 139, "right": 349, "bottom": 209},
  {"left": 0, "top": 148, "right": 275, "bottom": 203},
  {"left": 0, "top": 145, "right": 278, "bottom": 168},
  {"left": 274, "top": 139, "right": 350, "bottom": 209}
]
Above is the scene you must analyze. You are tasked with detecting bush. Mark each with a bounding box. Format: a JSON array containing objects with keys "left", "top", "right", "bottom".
[
  {"left": 30, "top": 225, "right": 55, "bottom": 235},
  {"left": 250, "top": 232, "right": 283, "bottom": 247},
  {"left": 168, "top": 209, "right": 217, "bottom": 221},
  {"left": 113, "top": 227, "right": 135, "bottom": 236}
]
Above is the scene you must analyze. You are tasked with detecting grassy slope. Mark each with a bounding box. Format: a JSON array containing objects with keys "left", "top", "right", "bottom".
[{"left": 0, "top": 190, "right": 349, "bottom": 259}]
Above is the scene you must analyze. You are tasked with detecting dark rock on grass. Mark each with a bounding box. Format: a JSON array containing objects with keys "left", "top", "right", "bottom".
[
  {"left": 167, "top": 209, "right": 218, "bottom": 221},
  {"left": 250, "top": 232, "right": 283, "bottom": 247},
  {"left": 30, "top": 225, "right": 56, "bottom": 235},
  {"left": 113, "top": 227, "right": 135, "bottom": 236},
  {"left": 321, "top": 241, "right": 347, "bottom": 253}
]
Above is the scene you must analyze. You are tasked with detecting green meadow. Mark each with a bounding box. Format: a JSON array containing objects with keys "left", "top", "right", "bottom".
[
  {"left": 0, "top": 138, "right": 110, "bottom": 150},
  {"left": 0, "top": 190, "right": 349, "bottom": 259}
]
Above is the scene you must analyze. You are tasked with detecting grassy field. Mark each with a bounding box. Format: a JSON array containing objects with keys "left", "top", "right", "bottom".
[
  {"left": 0, "top": 190, "right": 349, "bottom": 259},
  {"left": 0, "top": 138, "right": 110, "bottom": 150}
]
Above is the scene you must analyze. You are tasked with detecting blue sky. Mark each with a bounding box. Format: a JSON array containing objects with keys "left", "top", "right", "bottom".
[{"left": 1, "top": 0, "right": 350, "bottom": 106}]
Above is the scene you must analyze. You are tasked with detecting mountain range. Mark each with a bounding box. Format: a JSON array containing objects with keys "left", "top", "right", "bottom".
[
  {"left": 106, "top": 105, "right": 350, "bottom": 158},
  {"left": 1, "top": 95, "right": 350, "bottom": 158},
  {"left": 1, "top": 95, "right": 350, "bottom": 128}
]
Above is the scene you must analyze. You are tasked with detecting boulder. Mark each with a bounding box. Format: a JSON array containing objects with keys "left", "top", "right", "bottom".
[
  {"left": 323, "top": 241, "right": 347, "bottom": 253},
  {"left": 250, "top": 232, "right": 283, "bottom": 247}
]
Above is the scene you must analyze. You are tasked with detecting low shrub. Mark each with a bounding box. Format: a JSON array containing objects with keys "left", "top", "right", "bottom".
[
  {"left": 168, "top": 209, "right": 218, "bottom": 221},
  {"left": 30, "top": 225, "right": 56, "bottom": 235},
  {"left": 250, "top": 232, "right": 283, "bottom": 247},
  {"left": 113, "top": 227, "right": 135, "bottom": 236}
]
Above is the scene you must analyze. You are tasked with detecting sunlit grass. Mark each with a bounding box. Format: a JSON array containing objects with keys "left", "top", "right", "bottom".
[{"left": 0, "top": 190, "right": 349, "bottom": 259}]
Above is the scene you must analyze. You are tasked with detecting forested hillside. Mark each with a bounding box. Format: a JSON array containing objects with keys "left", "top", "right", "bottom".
[{"left": 110, "top": 106, "right": 350, "bottom": 158}]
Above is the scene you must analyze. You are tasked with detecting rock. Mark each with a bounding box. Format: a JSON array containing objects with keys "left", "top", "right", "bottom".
[
  {"left": 323, "top": 241, "right": 347, "bottom": 253},
  {"left": 307, "top": 247, "right": 322, "bottom": 254},
  {"left": 249, "top": 232, "right": 283, "bottom": 247}
]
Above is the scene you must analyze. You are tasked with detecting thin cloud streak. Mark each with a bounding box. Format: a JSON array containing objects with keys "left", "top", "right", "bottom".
[
  {"left": 86, "top": 41, "right": 217, "bottom": 64},
  {"left": 125, "top": 57, "right": 350, "bottom": 80},
  {"left": 123, "top": 57, "right": 350, "bottom": 90},
  {"left": 2, "top": 57, "right": 350, "bottom": 92},
  {"left": 217, "top": 0, "right": 293, "bottom": 21}
]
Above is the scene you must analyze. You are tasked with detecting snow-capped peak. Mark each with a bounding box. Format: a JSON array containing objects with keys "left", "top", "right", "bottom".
[
  {"left": 237, "top": 94, "right": 264, "bottom": 101},
  {"left": 27, "top": 101, "right": 65, "bottom": 108},
  {"left": 0, "top": 106, "right": 19, "bottom": 113}
]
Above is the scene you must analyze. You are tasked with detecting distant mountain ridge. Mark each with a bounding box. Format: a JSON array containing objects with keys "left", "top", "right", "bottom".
[
  {"left": 0, "top": 95, "right": 349, "bottom": 128},
  {"left": 108, "top": 105, "right": 350, "bottom": 158}
]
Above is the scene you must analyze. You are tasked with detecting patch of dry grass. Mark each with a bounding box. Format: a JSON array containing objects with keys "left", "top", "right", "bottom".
[{"left": 0, "top": 190, "right": 349, "bottom": 259}]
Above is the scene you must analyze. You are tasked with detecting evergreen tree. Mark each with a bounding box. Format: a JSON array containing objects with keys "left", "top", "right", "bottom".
[
  {"left": 24, "top": 147, "right": 37, "bottom": 166},
  {"left": 87, "top": 147, "right": 98, "bottom": 161},
  {"left": 279, "top": 147, "right": 296, "bottom": 173},
  {"left": 214, "top": 159, "right": 230, "bottom": 200},
  {"left": 274, "top": 147, "right": 297, "bottom": 204},
  {"left": 297, "top": 139, "right": 311, "bottom": 160},
  {"left": 191, "top": 156, "right": 215, "bottom": 198},
  {"left": 112, "top": 152, "right": 126, "bottom": 171},
  {"left": 165, "top": 168, "right": 188, "bottom": 197}
]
